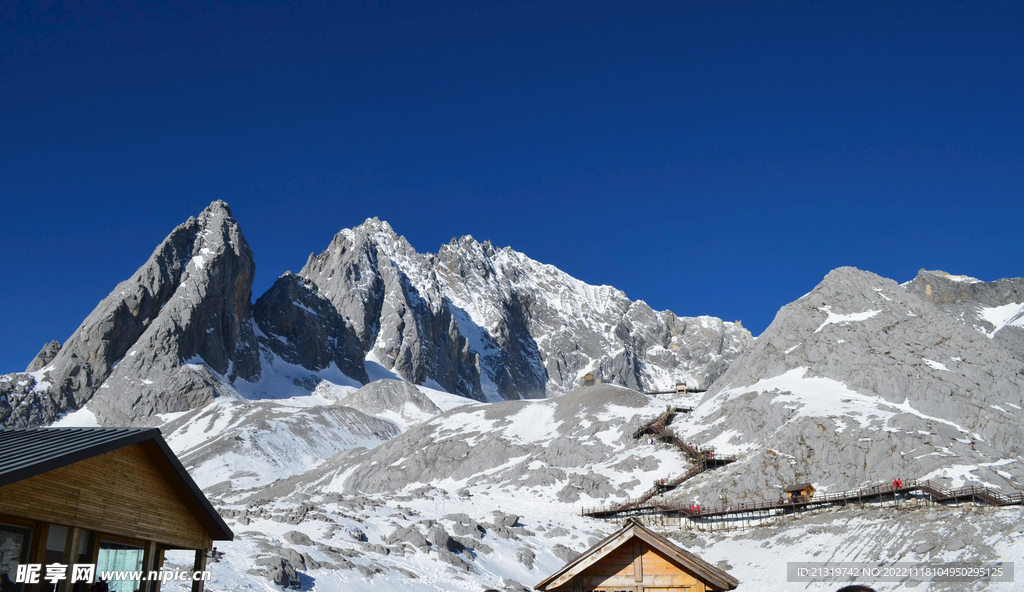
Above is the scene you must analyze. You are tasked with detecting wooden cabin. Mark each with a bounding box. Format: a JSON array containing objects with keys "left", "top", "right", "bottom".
[
  {"left": 784, "top": 483, "right": 816, "bottom": 502},
  {"left": 535, "top": 518, "right": 739, "bottom": 592},
  {"left": 0, "top": 427, "right": 233, "bottom": 592}
]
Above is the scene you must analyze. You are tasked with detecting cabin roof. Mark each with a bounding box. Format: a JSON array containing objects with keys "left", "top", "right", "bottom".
[
  {"left": 0, "top": 427, "right": 233, "bottom": 541},
  {"left": 784, "top": 482, "right": 814, "bottom": 492},
  {"left": 535, "top": 518, "right": 739, "bottom": 590}
]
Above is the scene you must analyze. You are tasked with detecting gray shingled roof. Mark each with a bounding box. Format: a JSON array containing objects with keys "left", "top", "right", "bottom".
[
  {"left": 0, "top": 427, "right": 154, "bottom": 483},
  {"left": 0, "top": 427, "right": 233, "bottom": 542}
]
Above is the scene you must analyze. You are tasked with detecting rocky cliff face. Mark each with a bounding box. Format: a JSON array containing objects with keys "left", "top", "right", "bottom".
[
  {"left": 300, "top": 219, "right": 753, "bottom": 401},
  {"left": 25, "top": 340, "right": 62, "bottom": 373},
  {"left": 252, "top": 272, "right": 368, "bottom": 384},
  {"left": 1, "top": 202, "right": 263, "bottom": 427},
  {"left": 906, "top": 269, "right": 1024, "bottom": 361},
  {"left": 73, "top": 201, "right": 263, "bottom": 424},
  {"left": 2, "top": 203, "right": 750, "bottom": 427},
  {"left": 675, "top": 266, "right": 1024, "bottom": 504}
]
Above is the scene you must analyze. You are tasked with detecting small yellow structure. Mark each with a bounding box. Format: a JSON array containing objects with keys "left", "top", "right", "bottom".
[
  {"left": 535, "top": 518, "right": 739, "bottom": 591},
  {"left": 583, "top": 373, "right": 596, "bottom": 387},
  {"left": 784, "top": 483, "right": 816, "bottom": 502}
]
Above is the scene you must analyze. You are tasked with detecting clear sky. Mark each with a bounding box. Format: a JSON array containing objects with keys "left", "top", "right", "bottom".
[{"left": 1, "top": 2, "right": 1021, "bottom": 372}]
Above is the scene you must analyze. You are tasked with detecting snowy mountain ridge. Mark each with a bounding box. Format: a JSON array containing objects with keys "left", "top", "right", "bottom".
[
  {"left": 1, "top": 202, "right": 751, "bottom": 428},
  {"left": 3, "top": 202, "right": 1024, "bottom": 591},
  {"left": 298, "top": 216, "right": 753, "bottom": 402}
]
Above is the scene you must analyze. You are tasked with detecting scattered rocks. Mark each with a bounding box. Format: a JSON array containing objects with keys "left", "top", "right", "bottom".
[
  {"left": 386, "top": 525, "right": 429, "bottom": 549},
  {"left": 253, "top": 556, "right": 301, "bottom": 588},
  {"left": 551, "top": 544, "right": 579, "bottom": 563},
  {"left": 515, "top": 547, "right": 535, "bottom": 568},
  {"left": 282, "top": 531, "right": 314, "bottom": 546}
]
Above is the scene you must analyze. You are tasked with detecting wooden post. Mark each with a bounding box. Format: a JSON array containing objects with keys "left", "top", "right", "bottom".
[
  {"left": 58, "top": 527, "right": 81, "bottom": 592},
  {"left": 191, "top": 549, "right": 208, "bottom": 592},
  {"left": 140, "top": 540, "right": 159, "bottom": 592},
  {"left": 632, "top": 539, "right": 643, "bottom": 582},
  {"left": 153, "top": 549, "right": 166, "bottom": 592}
]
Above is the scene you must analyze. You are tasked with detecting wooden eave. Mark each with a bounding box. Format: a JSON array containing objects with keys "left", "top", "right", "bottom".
[
  {"left": 0, "top": 427, "right": 232, "bottom": 541},
  {"left": 535, "top": 518, "right": 739, "bottom": 590}
]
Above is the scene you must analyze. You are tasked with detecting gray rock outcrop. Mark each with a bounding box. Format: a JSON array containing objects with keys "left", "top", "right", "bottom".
[
  {"left": 26, "top": 341, "right": 61, "bottom": 372},
  {"left": 253, "top": 272, "right": 368, "bottom": 383},
  {"left": 337, "top": 379, "right": 439, "bottom": 424},
  {"left": 906, "top": 269, "right": 1024, "bottom": 361},
  {"left": 679, "top": 266, "right": 1024, "bottom": 504},
  {"left": 299, "top": 219, "right": 752, "bottom": 401},
  {"left": 0, "top": 373, "right": 66, "bottom": 428},
  {"left": 253, "top": 556, "right": 300, "bottom": 588}
]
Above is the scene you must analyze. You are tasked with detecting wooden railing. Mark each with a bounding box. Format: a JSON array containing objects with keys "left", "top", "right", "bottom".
[{"left": 582, "top": 477, "right": 1024, "bottom": 519}]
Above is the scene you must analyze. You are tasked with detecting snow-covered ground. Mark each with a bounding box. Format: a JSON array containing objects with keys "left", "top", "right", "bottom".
[{"left": 142, "top": 362, "right": 1024, "bottom": 592}]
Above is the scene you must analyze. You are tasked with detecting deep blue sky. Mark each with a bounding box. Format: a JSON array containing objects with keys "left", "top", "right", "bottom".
[{"left": 1, "top": 1, "right": 1021, "bottom": 372}]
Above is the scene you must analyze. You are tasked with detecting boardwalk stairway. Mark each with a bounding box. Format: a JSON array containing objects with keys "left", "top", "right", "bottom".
[
  {"left": 587, "top": 406, "right": 736, "bottom": 518},
  {"left": 587, "top": 406, "right": 1022, "bottom": 522}
]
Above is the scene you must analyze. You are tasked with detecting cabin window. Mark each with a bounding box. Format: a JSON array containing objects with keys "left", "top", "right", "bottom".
[
  {"left": 96, "top": 541, "right": 145, "bottom": 592},
  {"left": 0, "top": 524, "right": 31, "bottom": 591}
]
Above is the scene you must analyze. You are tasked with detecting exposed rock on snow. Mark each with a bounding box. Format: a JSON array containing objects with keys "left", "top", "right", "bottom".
[
  {"left": 337, "top": 379, "right": 440, "bottom": 428},
  {"left": 0, "top": 372, "right": 64, "bottom": 428},
  {"left": 160, "top": 396, "right": 400, "bottom": 496},
  {"left": 906, "top": 269, "right": 1024, "bottom": 360},
  {"left": 247, "top": 384, "right": 685, "bottom": 507},
  {"left": 675, "top": 266, "right": 1024, "bottom": 505}
]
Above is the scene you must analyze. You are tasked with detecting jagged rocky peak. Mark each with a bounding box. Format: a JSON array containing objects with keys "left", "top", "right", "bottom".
[
  {"left": 299, "top": 218, "right": 480, "bottom": 400},
  {"left": 1, "top": 200, "right": 265, "bottom": 428},
  {"left": 84, "top": 200, "right": 264, "bottom": 425},
  {"left": 299, "top": 218, "right": 752, "bottom": 401},
  {"left": 684, "top": 265, "right": 1024, "bottom": 504},
  {"left": 26, "top": 340, "right": 62, "bottom": 372}
]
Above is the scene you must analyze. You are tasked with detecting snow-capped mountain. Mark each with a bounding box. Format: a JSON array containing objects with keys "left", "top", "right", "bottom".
[
  {"left": 0, "top": 201, "right": 751, "bottom": 427},
  {"left": 3, "top": 201, "right": 262, "bottom": 427},
  {"left": 299, "top": 218, "right": 752, "bottom": 402},
  {"left": 4, "top": 201, "right": 1023, "bottom": 591}
]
